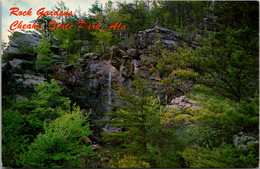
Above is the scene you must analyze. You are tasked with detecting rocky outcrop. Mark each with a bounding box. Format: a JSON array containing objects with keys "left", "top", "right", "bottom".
[
  {"left": 118, "top": 42, "right": 130, "bottom": 51},
  {"left": 169, "top": 95, "right": 200, "bottom": 110},
  {"left": 83, "top": 52, "right": 100, "bottom": 59},
  {"left": 2, "top": 21, "right": 198, "bottom": 134},
  {"left": 53, "top": 56, "right": 136, "bottom": 117},
  {"left": 3, "top": 31, "right": 40, "bottom": 61},
  {"left": 2, "top": 59, "right": 46, "bottom": 97},
  {"left": 135, "top": 21, "right": 199, "bottom": 52},
  {"left": 3, "top": 21, "right": 195, "bottom": 115},
  {"left": 233, "top": 132, "right": 259, "bottom": 148}
]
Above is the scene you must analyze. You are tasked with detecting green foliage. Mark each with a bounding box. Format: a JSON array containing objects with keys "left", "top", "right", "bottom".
[
  {"left": 103, "top": 77, "right": 163, "bottom": 154},
  {"left": 25, "top": 79, "right": 71, "bottom": 133},
  {"left": 18, "top": 42, "right": 35, "bottom": 54},
  {"left": 8, "top": 31, "right": 21, "bottom": 41},
  {"left": 2, "top": 80, "right": 93, "bottom": 168},
  {"left": 2, "top": 98, "right": 30, "bottom": 167},
  {"left": 189, "top": 30, "right": 258, "bottom": 101},
  {"left": 34, "top": 15, "right": 52, "bottom": 37},
  {"left": 182, "top": 143, "right": 259, "bottom": 168},
  {"left": 35, "top": 36, "right": 55, "bottom": 78},
  {"left": 155, "top": 1, "right": 208, "bottom": 31},
  {"left": 213, "top": 1, "right": 258, "bottom": 31},
  {"left": 162, "top": 93, "right": 258, "bottom": 168},
  {"left": 47, "top": 1, "right": 80, "bottom": 55},
  {"left": 121, "top": 35, "right": 134, "bottom": 47},
  {"left": 102, "top": 77, "right": 186, "bottom": 167},
  {"left": 35, "top": 36, "right": 52, "bottom": 57},
  {"left": 149, "top": 29, "right": 163, "bottom": 56},
  {"left": 2, "top": 80, "right": 65, "bottom": 165},
  {"left": 66, "top": 53, "right": 81, "bottom": 65},
  {"left": 116, "top": 1, "right": 153, "bottom": 35},
  {"left": 153, "top": 26, "right": 258, "bottom": 102},
  {"left": 145, "top": 1, "right": 259, "bottom": 102},
  {"left": 235, "top": 94, "right": 259, "bottom": 133},
  {"left": 149, "top": 49, "right": 199, "bottom": 95},
  {"left": 19, "top": 106, "right": 92, "bottom": 168},
  {"left": 168, "top": 93, "right": 258, "bottom": 148},
  {"left": 108, "top": 154, "right": 151, "bottom": 168},
  {"left": 146, "top": 128, "right": 186, "bottom": 168},
  {"left": 186, "top": 2, "right": 258, "bottom": 101},
  {"left": 91, "top": 29, "right": 113, "bottom": 53}
]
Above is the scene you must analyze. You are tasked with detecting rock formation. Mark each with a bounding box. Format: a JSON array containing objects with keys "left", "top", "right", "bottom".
[
  {"left": 2, "top": 22, "right": 199, "bottom": 132},
  {"left": 135, "top": 20, "right": 200, "bottom": 52}
]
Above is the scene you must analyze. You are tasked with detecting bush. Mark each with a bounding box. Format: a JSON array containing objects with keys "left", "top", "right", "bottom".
[
  {"left": 19, "top": 106, "right": 93, "bottom": 168},
  {"left": 2, "top": 107, "right": 30, "bottom": 167},
  {"left": 182, "top": 143, "right": 259, "bottom": 168},
  {"left": 108, "top": 154, "right": 150, "bottom": 168},
  {"left": 2, "top": 79, "right": 90, "bottom": 168}
]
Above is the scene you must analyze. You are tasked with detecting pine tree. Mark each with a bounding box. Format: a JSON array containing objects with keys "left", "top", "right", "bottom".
[
  {"left": 35, "top": 36, "right": 55, "bottom": 79},
  {"left": 91, "top": 29, "right": 112, "bottom": 53},
  {"left": 102, "top": 77, "right": 164, "bottom": 157}
]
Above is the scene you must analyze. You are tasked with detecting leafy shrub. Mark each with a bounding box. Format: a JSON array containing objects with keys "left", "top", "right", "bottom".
[
  {"left": 2, "top": 107, "right": 30, "bottom": 167},
  {"left": 24, "top": 79, "right": 71, "bottom": 133},
  {"left": 146, "top": 128, "right": 186, "bottom": 168},
  {"left": 19, "top": 106, "right": 93, "bottom": 168},
  {"left": 182, "top": 143, "right": 259, "bottom": 168},
  {"left": 2, "top": 79, "right": 85, "bottom": 168},
  {"left": 108, "top": 154, "right": 150, "bottom": 168}
]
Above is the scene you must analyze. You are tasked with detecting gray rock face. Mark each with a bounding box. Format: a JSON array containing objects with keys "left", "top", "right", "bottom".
[
  {"left": 53, "top": 53, "right": 163, "bottom": 120},
  {"left": 118, "top": 42, "right": 130, "bottom": 51},
  {"left": 135, "top": 21, "right": 199, "bottom": 52},
  {"left": 3, "top": 32, "right": 40, "bottom": 60},
  {"left": 3, "top": 22, "right": 198, "bottom": 111},
  {"left": 54, "top": 59, "right": 120, "bottom": 116},
  {"left": 169, "top": 95, "right": 200, "bottom": 110},
  {"left": 14, "top": 73, "right": 46, "bottom": 88},
  {"left": 233, "top": 132, "right": 259, "bottom": 148},
  {"left": 9, "top": 59, "right": 34, "bottom": 71},
  {"left": 2, "top": 47, "right": 46, "bottom": 97},
  {"left": 51, "top": 54, "right": 66, "bottom": 60},
  {"left": 23, "top": 78, "right": 45, "bottom": 86},
  {"left": 126, "top": 49, "right": 143, "bottom": 59},
  {"left": 83, "top": 53, "right": 100, "bottom": 59},
  {"left": 2, "top": 65, "right": 46, "bottom": 97}
]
